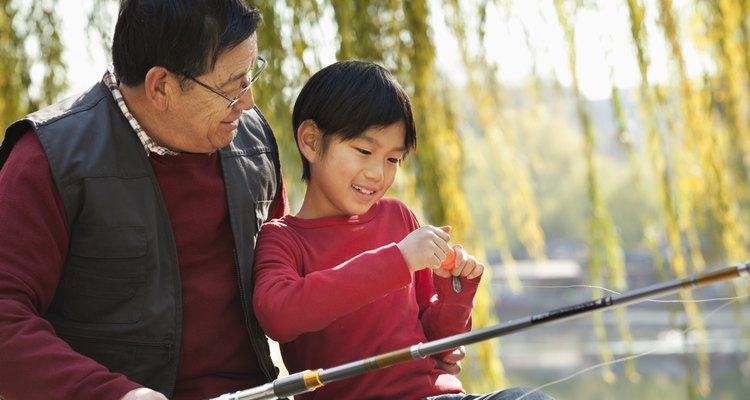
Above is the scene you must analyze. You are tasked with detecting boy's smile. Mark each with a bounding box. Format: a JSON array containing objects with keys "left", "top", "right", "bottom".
[
  {"left": 352, "top": 184, "right": 376, "bottom": 196},
  {"left": 297, "top": 121, "right": 407, "bottom": 219}
]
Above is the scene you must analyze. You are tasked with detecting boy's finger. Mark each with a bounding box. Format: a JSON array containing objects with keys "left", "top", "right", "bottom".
[
  {"left": 440, "top": 346, "right": 466, "bottom": 364},
  {"left": 434, "top": 225, "right": 451, "bottom": 242},
  {"left": 430, "top": 231, "right": 451, "bottom": 257},
  {"left": 466, "top": 262, "right": 484, "bottom": 279},
  {"left": 450, "top": 245, "right": 466, "bottom": 276}
]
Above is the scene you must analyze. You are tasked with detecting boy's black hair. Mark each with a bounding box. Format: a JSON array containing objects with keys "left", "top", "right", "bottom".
[
  {"left": 292, "top": 60, "right": 417, "bottom": 181},
  {"left": 112, "top": 0, "right": 262, "bottom": 86}
]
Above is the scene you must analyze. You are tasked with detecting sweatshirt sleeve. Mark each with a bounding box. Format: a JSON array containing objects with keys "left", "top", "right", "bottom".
[
  {"left": 252, "top": 223, "right": 413, "bottom": 343},
  {"left": 416, "top": 271, "right": 481, "bottom": 341},
  {"left": 0, "top": 132, "right": 141, "bottom": 400},
  {"left": 401, "top": 204, "right": 480, "bottom": 341}
]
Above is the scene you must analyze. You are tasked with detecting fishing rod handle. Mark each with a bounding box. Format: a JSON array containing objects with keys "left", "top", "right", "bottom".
[{"left": 208, "top": 369, "right": 323, "bottom": 400}]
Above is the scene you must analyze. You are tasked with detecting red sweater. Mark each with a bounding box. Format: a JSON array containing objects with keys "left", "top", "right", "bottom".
[
  {"left": 253, "top": 198, "right": 480, "bottom": 400},
  {"left": 0, "top": 132, "right": 287, "bottom": 400}
]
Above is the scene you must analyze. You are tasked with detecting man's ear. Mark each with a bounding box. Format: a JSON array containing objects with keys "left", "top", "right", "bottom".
[
  {"left": 143, "top": 66, "right": 172, "bottom": 111},
  {"left": 297, "top": 119, "right": 322, "bottom": 163}
]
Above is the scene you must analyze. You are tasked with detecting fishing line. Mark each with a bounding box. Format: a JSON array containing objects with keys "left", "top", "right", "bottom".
[
  {"left": 519, "top": 284, "right": 622, "bottom": 295},
  {"left": 515, "top": 293, "right": 748, "bottom": 399},
  {"left": 645, "top": 294, "right": 750, "bottom": 303},
  {"left": 507, "top": 284, "right": 750, "bottom": 303}
]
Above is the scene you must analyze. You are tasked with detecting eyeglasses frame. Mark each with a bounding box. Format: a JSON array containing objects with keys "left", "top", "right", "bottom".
[{"left": 185, "top": 56, "right": 267, "bottom": 108}]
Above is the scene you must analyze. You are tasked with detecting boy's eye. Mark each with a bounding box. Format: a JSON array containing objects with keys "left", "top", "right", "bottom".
[
  {"left": 355, "top": 148, "right": 371, "bottom": 155},
  {"left": 388, "top": 157, "right": 401, "bottom": 164}
]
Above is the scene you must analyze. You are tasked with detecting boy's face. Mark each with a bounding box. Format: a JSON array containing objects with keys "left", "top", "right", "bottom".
[{"left": 300, "top": 121, "right": 407, "bottom": 218}]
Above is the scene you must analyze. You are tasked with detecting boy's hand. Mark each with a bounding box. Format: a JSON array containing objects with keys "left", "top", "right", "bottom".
[
  {"left": 398, "top": 225, "right": 452, "bottom": 273},
  {"left": 434, "top": 346, "right": 466, "bottom": 375},
  {"left": 433, "top": 244, "right": 484, "bottom": 280}
]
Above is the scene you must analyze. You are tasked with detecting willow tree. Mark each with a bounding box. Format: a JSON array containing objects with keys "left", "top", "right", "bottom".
[
  {"left": 624, "top": 0, "right": 750, "bottom": 396},
  {"left": 551, "top": 0, "right": 631, "bottom": 385},
  {"left": 486, "top": 0, "right": 748, "bottom": 396},
  {"left": 12, "top": 0, "right": 750, "bottom": 397},
  {"left": 0, "top": 0, "right": 66, "bottom": 136}
]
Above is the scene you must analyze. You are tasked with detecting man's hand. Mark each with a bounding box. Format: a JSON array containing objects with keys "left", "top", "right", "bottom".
[
  {"left": 434, "top": 346, "right": 466, "bottom": 375},
  {"left": 120, "top": 388, "right": 168, "bottom": 400}
]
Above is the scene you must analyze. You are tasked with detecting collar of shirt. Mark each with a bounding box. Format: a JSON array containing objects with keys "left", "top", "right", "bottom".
[{"left": 102, "top": 65, "right": 179, "bottom": 156}]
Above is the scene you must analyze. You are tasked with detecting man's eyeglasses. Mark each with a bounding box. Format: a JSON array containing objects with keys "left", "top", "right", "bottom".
[{"left": 186, "top": 56, "right": 267, "bottom": 108}]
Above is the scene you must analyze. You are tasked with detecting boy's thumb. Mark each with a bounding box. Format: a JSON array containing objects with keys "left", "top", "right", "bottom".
[{"left": 440, "top": 225, "right": 452, "bottom": 234}]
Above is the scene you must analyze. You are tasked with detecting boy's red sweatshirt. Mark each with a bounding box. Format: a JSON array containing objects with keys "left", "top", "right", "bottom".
[{"left": 253, "top": 198, "right": 481, "bottom": 400}]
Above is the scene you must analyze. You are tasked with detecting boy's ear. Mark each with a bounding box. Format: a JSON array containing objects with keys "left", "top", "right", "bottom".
[
  {"left": 297, "top": 119, "right": 322, "bottom": 162},
  {"left": 143, "top": 66, "right": 172, "bottom": 111}
]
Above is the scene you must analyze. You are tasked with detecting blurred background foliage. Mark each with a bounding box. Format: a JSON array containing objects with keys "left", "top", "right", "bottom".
[{"left": 2, "top": 0, "right": 750, "bottom": 398}]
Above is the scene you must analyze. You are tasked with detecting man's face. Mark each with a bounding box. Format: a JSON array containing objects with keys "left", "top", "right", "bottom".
[{"left": 166, "top": 34, "right": 260, "bottom": 153}]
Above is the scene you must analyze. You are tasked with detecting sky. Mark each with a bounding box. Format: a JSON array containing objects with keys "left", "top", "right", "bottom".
[{"left": 59, "top": 1, "right": 112, "bottom": 99}]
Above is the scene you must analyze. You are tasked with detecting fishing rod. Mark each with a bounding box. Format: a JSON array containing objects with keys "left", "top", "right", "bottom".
[{"left": 211, "top": 261, "right": 750, "bottom": 400}]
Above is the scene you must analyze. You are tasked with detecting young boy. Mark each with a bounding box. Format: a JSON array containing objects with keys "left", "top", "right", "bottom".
[{"left": 252, "top": 61, "right": 551, "bottom": 400}]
